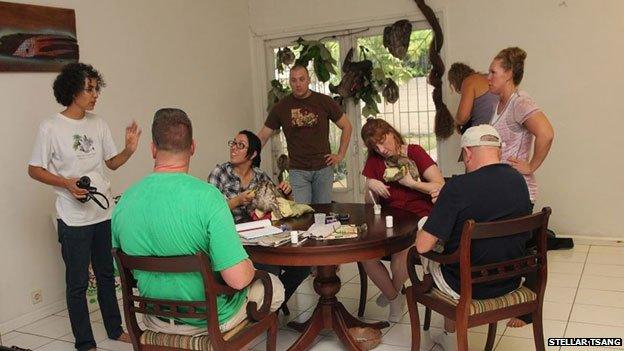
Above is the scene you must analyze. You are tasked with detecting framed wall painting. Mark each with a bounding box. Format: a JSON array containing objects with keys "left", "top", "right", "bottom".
[{"left": 0, "top": 1, "right": 78, "bottom": 72}]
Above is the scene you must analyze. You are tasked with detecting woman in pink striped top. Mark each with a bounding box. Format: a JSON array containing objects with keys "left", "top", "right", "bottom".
[
  {"left": 488, "top": 47, "right": 555, "bottom": 329},
  {"left": 487, "top": 47, "right": 554, "bottom": 204}
]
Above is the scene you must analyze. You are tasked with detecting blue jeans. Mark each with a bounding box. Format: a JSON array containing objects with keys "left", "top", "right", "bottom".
[
  {"left": 58, "top": 219, "right": 123, "bottom": 351},
  {"left": 289, "top": 167, "right": 333, "bottom": 204}
]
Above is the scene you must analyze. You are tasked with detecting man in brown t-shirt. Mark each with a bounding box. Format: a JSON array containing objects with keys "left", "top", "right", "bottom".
[{"left": 258, "top": 65, "right": 352, "bottom": 204}]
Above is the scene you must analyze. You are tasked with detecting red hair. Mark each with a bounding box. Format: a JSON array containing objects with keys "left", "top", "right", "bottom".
[{"left": 360, "top": 118, "right": 404, "bottom": 153}]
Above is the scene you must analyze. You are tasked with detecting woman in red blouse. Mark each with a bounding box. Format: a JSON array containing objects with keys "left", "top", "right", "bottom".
[{"left": 360, "top": 118, "right": 444, "bottom": 322}]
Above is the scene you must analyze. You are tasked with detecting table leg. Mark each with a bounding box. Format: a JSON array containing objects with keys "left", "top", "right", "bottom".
[{"left": 286, "top": 265, "right": 389, "bottom": 351}]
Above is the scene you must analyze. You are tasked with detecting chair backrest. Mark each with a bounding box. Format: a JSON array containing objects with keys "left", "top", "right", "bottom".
[
  {"left": 457, "top": 207, "right": 552, "bottom": 300},
  {"left": 112, "top": 249, "right": 235, "bottom": 342}
]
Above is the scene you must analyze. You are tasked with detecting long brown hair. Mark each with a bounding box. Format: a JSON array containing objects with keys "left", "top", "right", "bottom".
[
  {"left": 361, "top": 118, "right": 404, "bottom": 154},
  {"left": 448, "top": 62, "right": 477, "bottom": 92}
]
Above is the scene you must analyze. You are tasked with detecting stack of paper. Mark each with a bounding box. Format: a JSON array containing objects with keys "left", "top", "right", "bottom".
[{"left": 236, "top": 219, "right": 283, "bottom": 240}]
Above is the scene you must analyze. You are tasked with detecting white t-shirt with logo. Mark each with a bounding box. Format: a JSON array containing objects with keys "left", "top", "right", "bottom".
[{"left": 29, "top": 113, "right": 118, "bottom": 226}]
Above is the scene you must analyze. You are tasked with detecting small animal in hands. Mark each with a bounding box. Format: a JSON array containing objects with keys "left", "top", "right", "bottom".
[
  {"left": 249, "top": 180, "right": 285, "bottom": 219},
  {"left": 383, "top": 155, "right": 419, "bottom": 182}
]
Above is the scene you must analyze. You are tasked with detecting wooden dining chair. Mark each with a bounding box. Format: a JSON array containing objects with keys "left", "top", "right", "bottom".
[
  {"left": 112, "top": 249, "right": 278, "bottom": 351},
  {"left": 405, "top": 207, "right": 551, "bottom": 351}
]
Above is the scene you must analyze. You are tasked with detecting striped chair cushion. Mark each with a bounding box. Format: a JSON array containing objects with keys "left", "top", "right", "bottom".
[
  {"left": 139, "top": 320, "right": 251, "bottom": 351},
  {"left": 428, "top": 286, "right": 536, "bottom": 315}
]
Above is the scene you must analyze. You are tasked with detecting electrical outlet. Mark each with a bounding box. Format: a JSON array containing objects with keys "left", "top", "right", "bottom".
[{"left": 31, "top": 289, "right": 43, "bottom": 305}]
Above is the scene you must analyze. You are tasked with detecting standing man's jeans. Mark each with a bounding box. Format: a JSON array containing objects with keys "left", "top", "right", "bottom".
[
  {"left": 58, "top": 219, "right": 123, "bottom": 351},
  {"left": 289, "top": 166, "right": 333, "bottom": 204}
]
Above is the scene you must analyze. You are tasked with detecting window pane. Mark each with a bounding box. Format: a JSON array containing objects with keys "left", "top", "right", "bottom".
[{"left": 358, "top": 29, "right": 436, "bottom": 162}]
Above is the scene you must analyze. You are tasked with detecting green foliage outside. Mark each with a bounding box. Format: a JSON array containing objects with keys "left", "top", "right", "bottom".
[
  {"left": 271, "top": 29, "right": 436, "bottom": 186},
  {"left": 270, "top": 29, "right": 432, "bottom": 117},
  {"left": 358, "top": 30, "right": 432, "bottom": 85}
]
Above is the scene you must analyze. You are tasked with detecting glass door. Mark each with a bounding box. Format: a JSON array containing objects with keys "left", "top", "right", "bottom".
[{"left": 264, "top": 22, "right": 435, "bottom": 203}]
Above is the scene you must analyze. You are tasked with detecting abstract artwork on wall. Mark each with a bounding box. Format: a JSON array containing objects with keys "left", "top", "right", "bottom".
[{"left": 0, "top": 1, "right": 78, "bottom": 72}]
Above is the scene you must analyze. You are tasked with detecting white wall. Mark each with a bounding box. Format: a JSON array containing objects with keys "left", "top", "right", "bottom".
[
  {"left": 249, "top": 0, "right": 624, "bottom": 239},
  {"left": 3, "top": 0, "right": 623, "bottom": 333},
  {"left": 0, "top": 0, "right": 254, "bottom": 329}
]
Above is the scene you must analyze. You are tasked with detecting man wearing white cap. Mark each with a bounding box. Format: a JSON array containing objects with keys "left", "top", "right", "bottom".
[{"left": 413, "top": 125, "right": 532, "bottom": 350}]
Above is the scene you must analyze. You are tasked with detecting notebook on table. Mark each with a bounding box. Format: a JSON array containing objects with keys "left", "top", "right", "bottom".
[{"left": 236, "top": 219, "right": 283, "bottom": 240}]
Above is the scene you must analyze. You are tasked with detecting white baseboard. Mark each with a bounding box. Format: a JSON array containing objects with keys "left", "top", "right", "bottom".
[{"left": 0, "top": 298, "right": 66, "bottom": 335}]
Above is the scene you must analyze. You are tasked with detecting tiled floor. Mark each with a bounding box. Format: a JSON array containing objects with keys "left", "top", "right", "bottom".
[{"left": 2, "top": 241, "right": 623, "bottom": 351}]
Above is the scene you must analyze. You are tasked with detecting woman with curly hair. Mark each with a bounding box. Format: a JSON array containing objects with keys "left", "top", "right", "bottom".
[
  {"left": 448, "top": 62, "right": 498, "bottom": 134},
  {"left": 28, "top": 63, "right": 140, "bottom": 351}
]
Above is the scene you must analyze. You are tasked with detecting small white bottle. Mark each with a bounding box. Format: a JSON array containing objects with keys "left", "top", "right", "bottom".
[
  {"left": 385, "top": 215, "right": 393, "bottom": 228},
  {"left": 290, "top": 230, "right": 299, "bottom": 244}
]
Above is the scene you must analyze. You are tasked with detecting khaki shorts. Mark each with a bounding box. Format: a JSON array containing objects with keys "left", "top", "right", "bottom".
[{"left": 143, "top": 273, "right": 285, "bottom": 335}]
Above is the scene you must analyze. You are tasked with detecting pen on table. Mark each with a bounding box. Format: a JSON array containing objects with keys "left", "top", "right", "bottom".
[{"left": 296, "top": 236, "right": 309, "bottom": 246}]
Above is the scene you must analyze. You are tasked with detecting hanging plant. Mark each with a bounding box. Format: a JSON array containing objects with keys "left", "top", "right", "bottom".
[
  {"left": 293, "top": 37, "right": 337, "bottom": 82},
  {"left": 266, "top": 79, "right": 291, "bottom": 112},
  {"left": 275, "top": 47, "right": 295, "bottom": 73},
  {"left": 329, "top": 48, "right": 372, "bottom": 98},
  {"left": 358, "top": 81, "right": 382, "bottom": 117},
  {"left": 329, "top": 48, "right": 381, "bottom": 117},
  {"left": 370, "top": 62, "right": 400, "bottom": 105}
]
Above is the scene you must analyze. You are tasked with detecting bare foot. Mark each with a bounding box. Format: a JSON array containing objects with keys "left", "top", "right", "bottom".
[
  {"left": 116, "top": 332, "right": 132, "bottom": 343},
  {"left": 507, "top": 318, "right": 527, "bottom": 328}
]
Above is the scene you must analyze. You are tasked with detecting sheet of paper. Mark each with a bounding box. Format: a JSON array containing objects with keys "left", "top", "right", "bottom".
[{"left": 236, "top": 219, "right": 283, "bottom": 239}]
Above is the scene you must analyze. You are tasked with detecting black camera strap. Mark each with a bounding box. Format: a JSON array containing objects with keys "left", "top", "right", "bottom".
[
  {"left": 75, "top": 176, "right": 110, "bottom": 210},
  {"left": 86, "top": 190, "right": 110, "bottom": 210}
]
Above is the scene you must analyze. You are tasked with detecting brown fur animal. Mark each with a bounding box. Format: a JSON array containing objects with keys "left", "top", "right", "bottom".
[
  {"left": 249, "top": 180, "right": 285, "bottom": 219},
  {"left": 383, "top": 155, "right": 419, "bottom": 182}
]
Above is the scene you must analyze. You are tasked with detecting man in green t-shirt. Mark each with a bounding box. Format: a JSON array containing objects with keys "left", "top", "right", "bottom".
[{"left": 112, "top": 108, "right": 284, "bottom": 334}]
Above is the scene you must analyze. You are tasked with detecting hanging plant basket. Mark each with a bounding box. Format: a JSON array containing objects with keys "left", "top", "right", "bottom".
[
  {"left": 329, "top": 48, "right": 382, "bottom": 117},
  {"left": 293, "top": 37, "right": 337, "bottom": 82}
]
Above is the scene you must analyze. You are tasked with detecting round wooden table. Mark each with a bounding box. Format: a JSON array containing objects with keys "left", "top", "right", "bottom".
[{"left": 246, "top": 203, "right": 420, "bottom": 351}]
